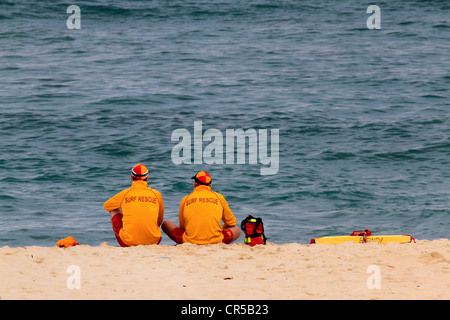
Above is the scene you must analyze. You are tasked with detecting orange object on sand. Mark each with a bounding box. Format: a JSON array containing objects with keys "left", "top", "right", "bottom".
[{"left": 57, "top": 236, "right": 79, "bottom": 248}]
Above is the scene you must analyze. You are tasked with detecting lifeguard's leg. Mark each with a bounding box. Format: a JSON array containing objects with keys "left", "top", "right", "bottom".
[
  {"left": 162, "top": 220, "right": 185, "bottom": 244},
  {"left": 110, "top": 210, "right": 129, "bottom": 247}
]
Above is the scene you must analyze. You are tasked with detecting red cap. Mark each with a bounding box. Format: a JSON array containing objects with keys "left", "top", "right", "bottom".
[
  {"left": 131, "top": 164, "right": 149, "bottom": 180},
  {"left": 191, "top": 171, "right": 212, "bottom": 185}
]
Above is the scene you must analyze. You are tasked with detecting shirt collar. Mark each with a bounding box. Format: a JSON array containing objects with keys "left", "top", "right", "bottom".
[
  {"left": 194, "top": 185, "right": 212, "bottom": 191},
  {"left": 132, "top": 180, "right": 148, "bottom": 188}
]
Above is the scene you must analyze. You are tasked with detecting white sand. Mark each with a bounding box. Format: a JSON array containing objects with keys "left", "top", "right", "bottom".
[{"left": 1, "top": 239, "right": 449, "bottom": 300}]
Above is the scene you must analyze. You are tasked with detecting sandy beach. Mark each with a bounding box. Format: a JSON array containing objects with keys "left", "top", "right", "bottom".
[{"left": 1, "top": 239, "right": 449, "bottom": 300}]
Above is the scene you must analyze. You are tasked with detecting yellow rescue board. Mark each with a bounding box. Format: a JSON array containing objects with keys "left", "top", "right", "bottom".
[{"left": 313, "top": 235, "right": 414, "bottom": 244}]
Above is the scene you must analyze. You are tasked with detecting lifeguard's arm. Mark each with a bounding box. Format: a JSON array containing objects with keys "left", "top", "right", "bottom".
[
  {"left": 219, "top": 194, "right": 237, "bottom": 228},
  {"left": 178, "top": 196, "right": 187, "bottom": 229},
  {"left": 154, "top": 190, "right": 164, "bottom": 226},
  {"left": 103, "top": 190, "right": 128, "bottom": 213}
]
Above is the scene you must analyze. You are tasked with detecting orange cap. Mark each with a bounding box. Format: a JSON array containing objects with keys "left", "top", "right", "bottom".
[
  {"left": 192, "top": 171, "right": 212, "bottom": 185},
  {"left": 131, "top": 163, "right": 149, "bottom": 180},
  {"left": 57, "top": 236, "right": 79, "bottom": 248}
]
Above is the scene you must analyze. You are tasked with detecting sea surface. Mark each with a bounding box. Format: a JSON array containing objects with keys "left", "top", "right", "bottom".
[{"left": 0, "top": 0, "right": 449, "bottom": 247}]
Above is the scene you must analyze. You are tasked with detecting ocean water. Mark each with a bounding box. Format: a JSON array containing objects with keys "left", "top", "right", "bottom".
[{"left": 0, "top": 0, "right": 448, "bottom": 247}]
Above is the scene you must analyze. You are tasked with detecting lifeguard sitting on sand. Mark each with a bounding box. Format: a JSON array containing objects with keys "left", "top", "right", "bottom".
[
  {"left": 103, "top": 164, "right": 164, "bottom": 247},
  {"left": 162, "top": 171, "right": 240, "bottom": 245}
]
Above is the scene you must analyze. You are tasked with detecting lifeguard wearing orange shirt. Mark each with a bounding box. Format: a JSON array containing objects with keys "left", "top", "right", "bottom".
[
  {"left": 162, "top": 171, "right": 240, "bottom": 245},
  {"left": 103, "top": 164, "right": 164, "bottom": 247}
]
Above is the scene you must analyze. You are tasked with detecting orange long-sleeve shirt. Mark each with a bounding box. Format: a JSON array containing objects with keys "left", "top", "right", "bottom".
[
  {"left": 103, "top": 180, "right": 164, "bottom": 246},
  {"left": 179, "top": 185, "right": 237, "bottom": 244}
]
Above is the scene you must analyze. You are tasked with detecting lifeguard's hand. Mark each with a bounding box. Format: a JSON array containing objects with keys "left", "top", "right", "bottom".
[{"left": 110, "top": 208, "right": 123, "bottom": 219}]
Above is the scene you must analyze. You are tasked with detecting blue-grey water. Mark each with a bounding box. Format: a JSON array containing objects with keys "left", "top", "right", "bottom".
[{"left": 0, "top": 0, "right": 449, "bottom": 247}]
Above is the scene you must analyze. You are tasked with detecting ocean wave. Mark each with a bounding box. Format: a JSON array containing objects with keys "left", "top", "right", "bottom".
[
  {"left": 318, "top": 151, "right": 356, "bottom": 161},
  {"left": 370, "top": 142, "right": 450, "bottom": 161}
]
